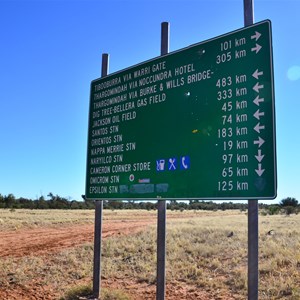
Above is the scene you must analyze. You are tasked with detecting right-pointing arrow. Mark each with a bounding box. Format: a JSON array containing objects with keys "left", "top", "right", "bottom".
[
  {"left": 251, "top": 43, "right": 262, "bottom": 54},
  {"left": 255, "top": 163, "right": 265, "bottom": 176},
  {"left": 255, "top": 149, "right": 265, "bottom": 162},
  {"left": 254, "top": 136, "right": 265, "bottom": 148},
  {"left": 251, "top": 31, "right": 262, "bottom": 41},
  {"left": 253, "top": 95, "right": 264, "bottom": 106}
]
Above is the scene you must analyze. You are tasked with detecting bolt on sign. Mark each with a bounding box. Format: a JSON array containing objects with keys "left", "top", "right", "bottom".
[{"left": 85, "top": 20, "right": 276, "bottom": 200}]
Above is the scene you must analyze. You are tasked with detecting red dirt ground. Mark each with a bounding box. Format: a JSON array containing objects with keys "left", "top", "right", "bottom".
[
  {"left": 0, "top": 219, "right": 155, "bottom": 258},
  {"left": 0, "top": 215, "right": 242, "bottom": 300}
]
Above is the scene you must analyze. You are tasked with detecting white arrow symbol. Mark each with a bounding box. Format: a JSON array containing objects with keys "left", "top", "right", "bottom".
[
  {"left": 255, "top": 163, "right": 265, "bottom": 176},
  {"left": 254, "top": 136, "right": 265, "bottom": 148},
  {"left": 252, "top": 69, "right": 264, "bottom": 80},
  {"left": 254, "top": 109, "right": 265, "bottom": 120},
  {"left": 253, "top": 82, "right": 264, "bottom": 93},
  {"left": 255, "top": 149, "right": 265, "bottom": 162},
  {"left": 251, "top": 43, "right": 262, "bottom": 54},
  {"left": 251, "top": 31, "right": 261, "bottom": 41},
  {"left": 254, "top": 123, "right": 265, "bottom": 133},
  {"left": 253, "top": 95, "right": 264, "bottom": 106}
]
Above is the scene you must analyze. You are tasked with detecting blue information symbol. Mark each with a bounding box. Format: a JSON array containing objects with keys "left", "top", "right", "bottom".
[
  {"left": 156, "top": 159, "right": 166, "bottom": 172},
  {"left": 168, "top": 158, "right": 177, "bottom": 171},
  {"left": 180, "top": 156, "right": 190, "bottom": 170}
]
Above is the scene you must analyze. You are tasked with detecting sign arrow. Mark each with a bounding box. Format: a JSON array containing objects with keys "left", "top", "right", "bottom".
[
  {"left": 255, "top": 149, "right": 265, "bottom": 162},
  {"left": 254, "top": 123, "right": 265, "bottom": 134},
  {"left": 252, "top": 69, "right": 264, "bottom": 80},
  {"left": 251, "top": 43, "right": 262, "bottom": 54},
  {"left": 254, "top": 136, "right": 265, "bottom": 148},
  {"left": 253, "top": 95, "right": 264, "bottom": 106},
  {"left": 253, "top": 82, "right": 264, "bottom": 93},
  {"left": 251, "top": 31, "right": 261, "bottom": 41},
  {"left": 255, "top": 163, "right": 265, "bottom": 176},
  {"left": 254, "top": 123, "right": 265, "bottom": 133},
  {"left": 254, "top": 109, "right": 265, "bottom": 120}
]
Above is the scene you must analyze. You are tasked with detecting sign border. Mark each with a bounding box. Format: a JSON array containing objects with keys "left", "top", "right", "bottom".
[{"left": 85, "top": 19, "right": 277, "bottom": 201}]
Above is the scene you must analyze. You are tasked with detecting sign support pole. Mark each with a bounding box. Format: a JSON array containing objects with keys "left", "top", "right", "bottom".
[
  {"left": 93, "top": 53, "right": 109, "bottom": 299},
  {"left": 244, "top": 1, "right": 259, "bottom": 300},
  {"left": 156, "top": 22, "right": 169, "bottom": 300},
  {"left": 248, "top": 200, "right": 259, "bottom": 300},
  {"left": 93, "top": 199, "right": 103, "bottom": 299},
  {"left": 156, "top": 200, "right": 166, "bottom": 300}
]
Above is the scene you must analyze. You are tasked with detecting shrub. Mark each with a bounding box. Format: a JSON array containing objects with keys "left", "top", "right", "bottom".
[{"left": 268, "top": 205, "right": 280, "bottom": 215}]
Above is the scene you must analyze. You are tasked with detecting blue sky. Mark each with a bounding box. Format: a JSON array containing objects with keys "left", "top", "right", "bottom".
[{"left": 0, "top": 0, "right": 299, "bottom": 203}]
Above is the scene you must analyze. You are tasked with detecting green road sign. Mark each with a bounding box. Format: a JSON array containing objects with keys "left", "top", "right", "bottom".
[{"left": 85, "top": 20, "right": 276, "bottom": 200}]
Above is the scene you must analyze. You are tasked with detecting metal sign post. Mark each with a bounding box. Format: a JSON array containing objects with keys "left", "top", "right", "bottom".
[
  {"left": 92, "top": 53, "right": 109, "bottom": 299},
  {"left": 93, "top": 199, "right": 103, "bottom": 298},
  {"left": 157, "top": 199, "right": 167, "bottom": 300},
  {"left": 156, "top": 22, "right": 169, "bottom": 300},
  {"left": 244, "top": 1, "right": 259, "bottom": 300},
  {"left": 248, "top": 200, "right": 259, "bottom": 300}
]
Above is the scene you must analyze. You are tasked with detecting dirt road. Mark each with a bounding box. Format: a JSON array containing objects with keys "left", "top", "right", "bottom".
[
  {"left": 0, "top": 219, "right": 156, "bottom": 258},
  {"left": 0, "top": 212, "right": 241, "bottom": 300}
]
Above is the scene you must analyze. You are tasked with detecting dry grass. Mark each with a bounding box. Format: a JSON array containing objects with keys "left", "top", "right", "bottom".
[
  {"left": 101, "top": 212, "right": 300, "bottom": 299},
  {"left": 0, "top": 209, "right": 299, "bottom": 299},
  {"left": 0, "top": 209, "right": 95, "bottom": 230},
  {"left": 0, "top": 208, "right": 238, "bottom": 230}
]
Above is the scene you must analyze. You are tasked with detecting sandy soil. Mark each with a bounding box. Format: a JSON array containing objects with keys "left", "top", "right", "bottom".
[
  {"left": 0, "top": 219, "right": 156, "bottom": 258},
  {"left": 0, "top": 213, "right": 241, "bottom": 300}
]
